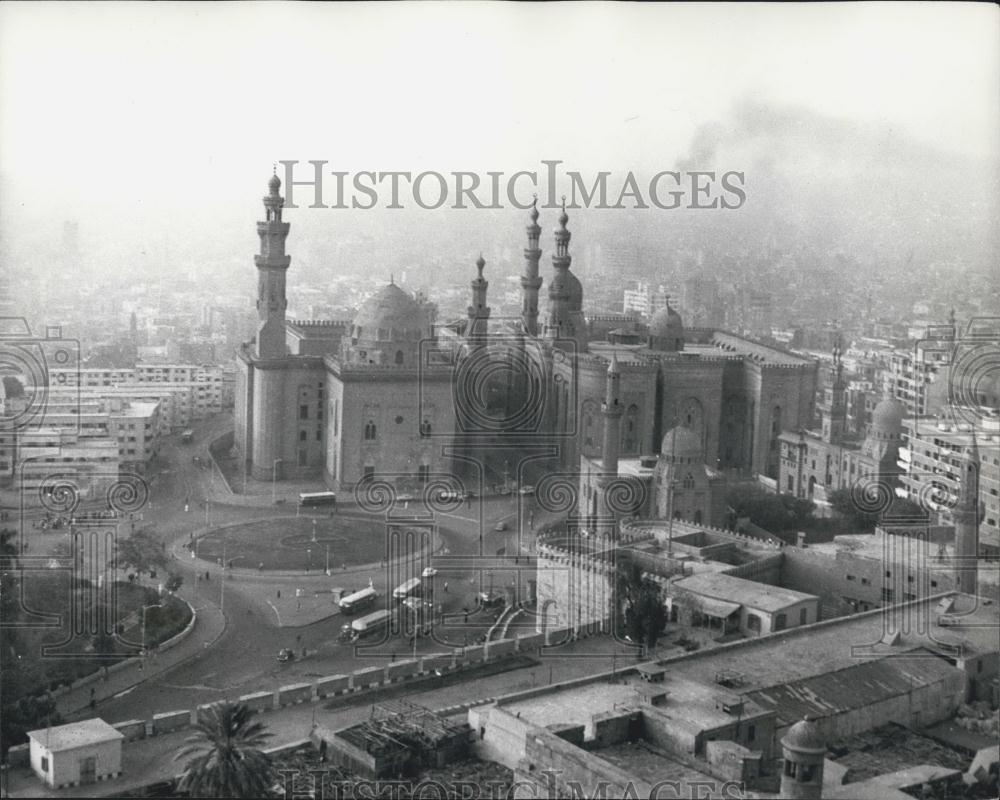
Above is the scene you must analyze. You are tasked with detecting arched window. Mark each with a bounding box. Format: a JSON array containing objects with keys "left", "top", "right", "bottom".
[
  {"left": 624, "top": 404, "right": 639, "bottom": 453},
  {"left": 364, "top": 421, "right": 377, "bottom": 441},
  {"left": 693, "top": 509, "right": 703, "bottom": 524},
  {"left": 683, "top": 472, "right": 695, "bottom": 489},
  {"left": 395, "top": 350, "right": 404, "bottom": 365}
]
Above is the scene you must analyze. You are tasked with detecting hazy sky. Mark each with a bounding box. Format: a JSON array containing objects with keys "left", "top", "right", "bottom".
[{"left": 1, "top": 2, "right": 997, "bottom": 255}]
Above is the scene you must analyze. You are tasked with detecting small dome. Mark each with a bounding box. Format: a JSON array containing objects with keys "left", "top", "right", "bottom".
[
  {"left": 871, "top": 396, "right": 904, "bottom": 436},
  {"left": 782, "top": 718, "right": 825, "bottom": 753},
  {"left": 660, "top": 426, "right": 702, "bottom": 460},
  {"left": 268, "top": 173, "right": 281, "bottom": 191},
  {"left": 549, "top": 270, "right": 583, "bottom": 308},
  {"left": 352, "top": 283, "right": 426, "bottom": 341},
  {"left": 649, "top": 304, "right": 684, "bottom": 340},
  {"left": 558, "top": 207, "right": 569, "bottom": 227}
]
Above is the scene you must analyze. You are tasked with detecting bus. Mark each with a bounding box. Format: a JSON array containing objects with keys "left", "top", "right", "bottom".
[
  {"left": 299, "top": 491, "right": 337, "bottom": 508},
  {"left": 392, "top": 577, "right": 422, "bottom": 602},
  {"left": 338, "top": 586, "right": 378, "bottom": 614},
  {"left": 339, "top": 609, "right": 392, "bottom": 643}
]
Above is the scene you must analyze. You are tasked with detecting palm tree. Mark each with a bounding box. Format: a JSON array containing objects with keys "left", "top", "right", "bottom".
[{"left": 175, "top": 702, "right": 275, "bottom": 798}]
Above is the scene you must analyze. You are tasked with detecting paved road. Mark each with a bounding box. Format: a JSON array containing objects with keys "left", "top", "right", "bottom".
[{"left": 56, "top": 412, "right": 568, "bottom": 723}]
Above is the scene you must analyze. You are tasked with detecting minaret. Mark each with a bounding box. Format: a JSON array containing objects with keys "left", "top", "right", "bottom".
[
  {"left": 521, "top": 198, "right": 542, "bottom": 336},
  {"left": 953, "top": 438, "right": 980, "bottom": 595},
  {"left": 546, "top": 200, "right": 572, "bottom": 340},
  {"left": 254, "top": 170, "right": 291, "bottom": 359},
  {"left": 821, "top": 337, "right": 847, "bottom": 445},
  {"left": 467, "top": 254, "right": 490, "bottom": 350},
  {"left": 601, "top": 354, "right": 623, "bottom": 477}
]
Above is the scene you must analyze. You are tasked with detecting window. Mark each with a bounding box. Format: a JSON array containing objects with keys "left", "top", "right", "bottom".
[
  {"left": 800, "top": 764, "right": 816, "bottom": 782},
  {"left": 747, "top": 724, "right": 756, "bottom": 742},
  {"left": 787, "top": 475, "right": 794, "bottom": 491},
  {"left": 800, "top": 608, "right": 808, "bottom": 625},
  {"left": 41, "top": 756, "right": 49, "bottom": 772},
  {"left": 861, "top": 577, "right": 870, "bottom": 586},
  {"left": 364, "top": 421, "right": 377, "bottom": 441},
  {"left": 683, "top": 473, "right": 695, "bottom": 489},
  {"left": 774, "top": 613, "right": 787, "bottom": 631},
  {"left": 746, "top": 614, "right": 762, "bottom": 633},
  {"left": 299, "top": 405, "right": 309, "bottom": 420},
  {"left": 784, "top": 761, "right": 797, "bottom": 778},
  {"left": 885, "top": 570, "right": 891, "bottom": 578},
  {"left": 299, "top": 430, "right": 307, "bottom": 442},
  {"left": 930, "top": 580, "right": 938, "bottom": 588},
  {"left": 395, "top": 350, "right": 404, "bottom": 365},
  {"left": 846, "top": 574, "right": 855, "bottom": 581}
]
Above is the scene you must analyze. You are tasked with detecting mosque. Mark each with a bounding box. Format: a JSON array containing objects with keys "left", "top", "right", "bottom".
[{"left": 235, "top": 173, "right": 819, "bottom": 527}]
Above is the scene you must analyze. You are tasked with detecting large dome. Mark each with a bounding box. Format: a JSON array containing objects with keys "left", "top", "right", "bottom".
[
  {"left": 352, "top": 283, "right": 426, "bottom": 342},
  {"left": 781, "top": 717, "right": 825, "bottom": 753},
  {"left": 871, "top": 395, "right": 904, "bottom": 437},
  {"left": 660, "top": 425, "right": 703, "bottom": 461}
]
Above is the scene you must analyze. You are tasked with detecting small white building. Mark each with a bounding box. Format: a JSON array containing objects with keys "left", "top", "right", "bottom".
[
  {"left": 672, "top": 572, "right": 820, "bottom": 637},
  {"left": 27, "top": 718, "right": 123, "bottom": 789}
]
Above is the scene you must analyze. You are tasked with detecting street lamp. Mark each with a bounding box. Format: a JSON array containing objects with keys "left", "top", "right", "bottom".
[{"left": 271, "top": 459, "right": 282, "bottom": 503}]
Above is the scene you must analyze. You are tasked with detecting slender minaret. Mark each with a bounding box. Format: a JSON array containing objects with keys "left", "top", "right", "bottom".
[
  {"left": 953, "top": 438, "right": 980, "bottom": 595},
  {"left": 546, "top": 201, "right": 572, "bottom": 339},
  {"left": 467, "top": 254, "right": 490, "bottom": 350},
  {"left": 601, "top": 354, "right": 623, "bottom": 478},
  {"left": 521, "top": 198, "right": 542, "bottom": 336},
  {"left": 821, "top": 337, "right": 847, "bottom": 445},
  {"left": 254, "top": 170, "right": 291, "bottom": 359}
]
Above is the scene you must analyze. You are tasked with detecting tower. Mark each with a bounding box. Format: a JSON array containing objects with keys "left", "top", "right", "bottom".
[
  {"left": 953, "top": 438, "right": 980, "bottom": 595},
  {"left": 820, "top": 338, "right": 847, "bottom": 445},
  {"left": 545, "top": 201, "right": 584, "bottom": 350},
  {"left": 520, "top": 199, "right": 542, "bottom": 336},
  {"left": 466, "top": 254, "right": 490, "bottom": 350},
  {"left": 600, "top": 354, "right": 623, "bottom": 478},
  {"left": 780, "top": 717, "right": 826, "bottom": 799},
  {"left": 254, "top": 171, "right": 291, "bottom": 359}
]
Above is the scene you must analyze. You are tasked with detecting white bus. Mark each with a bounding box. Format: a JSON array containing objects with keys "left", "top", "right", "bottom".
[
  {"left": 298, "top": 491, "right": 338, "bottom": 508},
  {"left": 339, "top": 609, "right": 392, "bottom": 642},
  {"left": 338, "top": 586, "right": 379, "bottom": 614},
  {"left": 392, "top": 577, "right": 422, "bottom": 602}
]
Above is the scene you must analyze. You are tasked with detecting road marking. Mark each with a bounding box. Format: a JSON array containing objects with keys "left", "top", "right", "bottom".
[{"left": 266, "top": 600, "right": 283, "bottom": 625}]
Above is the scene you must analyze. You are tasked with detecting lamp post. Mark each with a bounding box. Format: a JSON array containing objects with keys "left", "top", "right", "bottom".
[{"left": 271, "top": 459, "right": 282, "bottom": 503}]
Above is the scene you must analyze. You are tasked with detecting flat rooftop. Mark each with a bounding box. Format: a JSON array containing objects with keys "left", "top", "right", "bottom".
[
  {"left": 598, "top": 741, "right": 721, "bottom": 791},
  {"left": 674, "top": 571, "right": 818, "bottom": 613},
  {"left": 501, "top": 672, "right": 765, "bottom": 734}
]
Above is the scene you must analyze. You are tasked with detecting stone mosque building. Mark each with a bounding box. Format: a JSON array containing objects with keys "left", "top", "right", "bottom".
[{"left": 235, "top": 173, "right": 819, "bottom": 523}]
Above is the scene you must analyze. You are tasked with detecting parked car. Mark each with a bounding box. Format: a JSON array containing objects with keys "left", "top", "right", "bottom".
[
  {"left": 494, "top": 521, "right": 508, "bottom": 532},
  {"left": 518, "top": 485, "right": 536, "bottom": 496},
  {"left": 277, "top": 648, "right": 295, "bottom": 663}
]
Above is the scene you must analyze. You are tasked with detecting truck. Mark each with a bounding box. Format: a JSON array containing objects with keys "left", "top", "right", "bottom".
[
  {"left": 339, "top": 609, "right": 392, "bottom": 643},
  {"left": 338, "top": 586, "right": 379, "bottom": 615},
  {"left": 392, "top": 577, "right": 422, "bottom": 602}
]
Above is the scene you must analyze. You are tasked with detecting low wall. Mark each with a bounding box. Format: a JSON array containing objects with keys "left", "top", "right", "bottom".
[
  {"left": 277, "top": 683, "right": 313, "bottom": 707},
  {"left": 152, "top": 709, "right": 190, "bottom": 735},
  {"left": 239, "top": 690, "right": 277, "bottom": 712},
  {"left": 315, "top": 675, "right": 350, "bottom": 698},
  {"left": 112, "top": 719, "right": 146, "bottom": 743}
]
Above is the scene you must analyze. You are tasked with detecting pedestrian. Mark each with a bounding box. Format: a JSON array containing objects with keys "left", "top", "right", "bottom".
[
  {"left": 277, "top": 589, "right": 281, "bottom": 599},
  {"left": 205, "top": 570, "right": 210, "bottom": 581},
  {"left": 443, "top": 582, "right": 448, "bottom": 593},
  {"left": 297, "top": 600, "right": 301, "bottom": 611}
]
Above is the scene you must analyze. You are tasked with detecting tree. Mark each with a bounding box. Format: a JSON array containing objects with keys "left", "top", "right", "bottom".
[
  {"left": 615, "top": 554, "right": 666, "bottom": 651},
  {"left": 165, "top": 572, "right": 184, "bottom": 593},
  {"left": 115, "top": 530, "right": 168, "bottom": 575},
  {"left": 175, "top": 702, "right": 275, "bottom": 798},
  {"left": 828, "top": 488, "right": 928, "bottom": 531}
]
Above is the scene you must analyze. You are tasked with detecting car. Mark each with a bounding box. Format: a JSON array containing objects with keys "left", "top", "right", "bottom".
[
  {"left": 494, "top": 521, "right": 508, "bottom": 532},
  {"left": 518, "top": 485, "right": 536, "bottom": 496},
  {"left": 435, "top": 490, "right": 466, "bottom": 502},
  {"left": 421, "top": 567, "right": 439, "bottom": 578},
  {"left": 277, "top": 648, "right": 295, "bottom": 663}
]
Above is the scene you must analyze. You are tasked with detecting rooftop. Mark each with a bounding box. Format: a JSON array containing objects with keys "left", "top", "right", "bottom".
[
  {"left": 673, "top": 571, "right": 818, "bottom": 613},
  {"left": 27, "top": 718, "right": 123, "bottom": 752}
]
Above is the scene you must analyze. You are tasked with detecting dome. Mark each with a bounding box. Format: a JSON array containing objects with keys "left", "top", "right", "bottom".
[
  {"left": 649, "top": 304, "right": 684, "bottom": 340},
  {"left": 781, "top": 717, "right": 825, "bottom": 753},
  {"left": 352, "top": 283, "right": 426, "bottom": 341},
  {"left": 268, "top": 173, "right": 281, "bottom": 191},
  {"left": 871, "top": 396, "right": 904, "bottom": 436},
  {"left": 660, "top": 425, "right": 703, "bottom": 460},
  {"left": 549, "top": 270, "right": 583, "bottom": 309}
]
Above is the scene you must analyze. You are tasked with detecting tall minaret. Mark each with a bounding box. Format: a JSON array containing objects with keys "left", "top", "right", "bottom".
[
  {"left": 953, "top": 438, "right": 980, "bottom": 595},
  {"left": 467, "top": 254, "right": 490, "bottom": 350},
  {"left": 254, "top": 170, "right": 291, "bottom": 359},
  {"left": 821, "top": 337, "right": 847, "bottom": 445},
  {"left": 546, "top": 201, "right": 572, "bottom": 339},
  {"left": 601, "top": 354, "right": 623, "bottom": 477},
  {"left": 521, "top": 198, "right": 543, "bottom": 336}
]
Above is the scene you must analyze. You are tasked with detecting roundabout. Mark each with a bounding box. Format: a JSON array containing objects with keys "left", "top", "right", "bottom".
[{"left": 192, "top": 514, "right": 428, "bottom": 572}]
